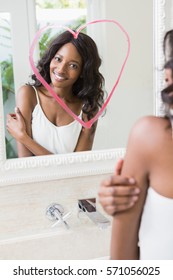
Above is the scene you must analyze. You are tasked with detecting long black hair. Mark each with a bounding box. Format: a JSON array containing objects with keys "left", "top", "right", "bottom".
[
  {"left": 163, "top": 30, "right": 173, "bottom": 62},
  {"left": 29, "top": 31, "right": 105, "bottom": 120},
  {"left": 161, "top": 83, "right": 173, "bottom": 105}
]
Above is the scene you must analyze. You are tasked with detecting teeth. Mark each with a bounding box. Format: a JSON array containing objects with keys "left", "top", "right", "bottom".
[{"left": 53, "top": 71, "right": 66, "bottom": 81}]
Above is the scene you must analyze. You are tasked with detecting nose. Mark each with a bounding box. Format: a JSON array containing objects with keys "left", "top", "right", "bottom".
[{"left": 57, "top": 62, "right": 66, "bottom": 74}]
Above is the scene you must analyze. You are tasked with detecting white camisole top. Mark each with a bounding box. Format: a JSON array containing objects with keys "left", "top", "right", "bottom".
[
  {"left": 31, "top": 86, "right": 82, "bottom": 154},
  {"left": 139, "top": 187, "right": 173, "bottom": 259}
]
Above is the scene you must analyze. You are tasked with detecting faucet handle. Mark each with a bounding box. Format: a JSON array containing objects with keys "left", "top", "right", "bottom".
[
  {"left": 78, "top": 198, "right": 110, "bottom": 229},
  {"left": 46, "top": 203, "right": 71, "bottom": 230}
]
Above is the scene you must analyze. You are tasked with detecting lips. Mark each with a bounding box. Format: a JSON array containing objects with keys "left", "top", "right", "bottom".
[{"left": 53, "top": 71, "right": 67, "bottom": 82}]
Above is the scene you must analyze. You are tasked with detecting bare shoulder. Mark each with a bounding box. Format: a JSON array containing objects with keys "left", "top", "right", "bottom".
[
  {"left": 16, "top": 85, "right": 37, "bottom": 108},
  {"left": 131, "top": 115, "right": 166, "bottom": 135},
  {"left": 128, "top": 115, "right": 169, "bottom": 148}
]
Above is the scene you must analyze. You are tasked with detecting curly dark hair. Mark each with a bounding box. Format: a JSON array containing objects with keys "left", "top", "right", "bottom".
[
  {"left": 161, "top": 83, "right": 173, "bottom": 105},
  {"left": 163, "top": 30, "right": 173, "bottom": 62},
  {"left": 29, "top": 30, "right": 105, "bottom": 120}
]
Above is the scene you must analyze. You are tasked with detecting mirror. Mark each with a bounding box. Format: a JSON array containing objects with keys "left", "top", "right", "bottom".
[{"left": 0, "top": 0, "right": 168, "bottom": 186}]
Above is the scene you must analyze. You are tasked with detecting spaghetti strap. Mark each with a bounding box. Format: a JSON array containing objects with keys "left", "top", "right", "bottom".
[{"left": 32, "top": 85, "right": 40, "bottom": 104}]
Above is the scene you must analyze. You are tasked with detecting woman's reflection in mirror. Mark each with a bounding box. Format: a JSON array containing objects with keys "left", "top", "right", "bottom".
[{"left": 6, "top": 31, "right": 105, "bottom": 157}]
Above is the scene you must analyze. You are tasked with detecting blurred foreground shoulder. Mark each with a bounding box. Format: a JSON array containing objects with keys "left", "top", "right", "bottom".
[{"left": 130, "top": 115, "right": 164, "bottom": 137}]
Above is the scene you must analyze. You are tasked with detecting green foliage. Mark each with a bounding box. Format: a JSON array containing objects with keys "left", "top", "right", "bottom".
[
  {"left": 0, "top": 56, "right": 16, "bottom": 158},
  {"left": 39, "top": 28, "right": 53, "bottom": 57},
  {"left": 5, "top": 137, "right": 17, "bottom": 158},
  {"left": 0, "top": 56, "right": 14, "bottom": 103},
  {"left": 0, "top": 18, "right": 16, "bottom": 158},
  {"left": 36, "top": 0, "right": 86, "bottom": 9},
  {"left": 38, "top": 16, "right": 86, "bottom": 56},
  {"left": 70, "top": 15, "right": 86, "bottom": 31}
]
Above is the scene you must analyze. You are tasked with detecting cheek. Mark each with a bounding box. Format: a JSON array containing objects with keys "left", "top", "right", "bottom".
[
  {"left": 70, "top": 70, "right": 81, "bottom": 80},
  {"left": 49, "top": 61, "right": 54, "bottom": 70}
]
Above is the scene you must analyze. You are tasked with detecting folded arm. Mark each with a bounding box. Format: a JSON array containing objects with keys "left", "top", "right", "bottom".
[{"left": 6, "top": 85, "right": 53, "bottom": 157}]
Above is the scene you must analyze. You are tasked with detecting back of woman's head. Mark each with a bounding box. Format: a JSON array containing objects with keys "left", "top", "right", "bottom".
[
  {"left": 161, "top": 83, "right": 173, "bottom": 106},
  {"left": 163, "top": 30, "right": 173, "bottom": 62}
]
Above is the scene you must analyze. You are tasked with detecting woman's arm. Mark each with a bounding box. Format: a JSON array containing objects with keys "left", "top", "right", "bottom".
[
  {"left": 74, "top": 113, "right": 97, "bottom": 152},
  {"left": 7, "top": 107, "right": 53, "bottom": 157},
  {"left": 74, "top": 123, "right": 97, "bottom": 151},
  {"left": 7, "top": 85, "right": 53, "bottom": 157},
  {"left": 110, "top": 117, "right": 152, "bottom": 259},
  {"left": 99, "top": 159, "right": 139, "bottom": 215}
]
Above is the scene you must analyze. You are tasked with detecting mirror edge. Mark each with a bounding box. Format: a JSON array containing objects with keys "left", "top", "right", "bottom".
[
  {"left": 154, "top": 0, "right": 166, "bottom": 117},
  {"left": 0, "top": 0, "right": 165, "bottom": 186}
]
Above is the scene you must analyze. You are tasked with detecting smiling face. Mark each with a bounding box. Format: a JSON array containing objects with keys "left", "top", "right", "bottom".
[{"left": 49, "top": 42, "right": 82, "bottom": 93}]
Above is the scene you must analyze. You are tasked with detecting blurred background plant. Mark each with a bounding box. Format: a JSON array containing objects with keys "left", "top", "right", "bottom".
[
  {"left": 0, "top": 0, "right": 86, "bottom": 159},
  {"left": 0, "top": 16, "right": 17, "bottom": 158}
]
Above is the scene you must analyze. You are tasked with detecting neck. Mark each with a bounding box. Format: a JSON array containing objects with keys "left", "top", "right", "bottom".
[{"left": 47, "top": 84, "right": 78, "bottom": 104}]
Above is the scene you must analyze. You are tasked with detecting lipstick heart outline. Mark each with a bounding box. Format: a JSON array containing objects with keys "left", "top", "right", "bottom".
[{"left": 29, "top": 19, "right": 130, "bottom": 128}]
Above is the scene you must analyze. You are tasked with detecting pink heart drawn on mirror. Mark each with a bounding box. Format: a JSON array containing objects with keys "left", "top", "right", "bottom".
[{"left": 29, "top": 19, "right": 130, "bottom": 128}]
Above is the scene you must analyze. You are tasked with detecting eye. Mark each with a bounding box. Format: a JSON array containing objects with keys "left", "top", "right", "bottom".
[
  {"left": 54, "top": 56, "right": 61, "bottom": 62},
  {"left": 69, "top": 63, "right": 78, "bottom": 69}
]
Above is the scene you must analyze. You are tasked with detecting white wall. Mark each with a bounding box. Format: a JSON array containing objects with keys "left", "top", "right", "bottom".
[
  {"left": 165, "top": 0, "right": 173, "bottom": 30},
  {"left": 88, "top": 0, "right": 154, "bottom": 150}
]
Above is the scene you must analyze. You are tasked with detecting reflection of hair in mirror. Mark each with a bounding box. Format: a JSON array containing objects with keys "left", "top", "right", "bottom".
[{"left": 6, "top": 31, "right": 105, "bottom": 157}]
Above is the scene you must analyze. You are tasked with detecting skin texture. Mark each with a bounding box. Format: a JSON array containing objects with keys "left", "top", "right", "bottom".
[
  {"left": 164, "top": 68, "right": 173, "bottom": 86},
  {"left": 6, "top": 43, "right": 97, "bottom": 157},
  {"left": 110, "top": 115, "right": 173, "bottom": 259},
  {"left": 98, "top": 159, "right": 140, "bottom": 215}
]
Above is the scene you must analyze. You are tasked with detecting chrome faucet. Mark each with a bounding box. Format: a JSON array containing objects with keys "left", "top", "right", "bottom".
[
  {"left": 46, "top": 203, "right": 71, "bottom": 230},
  {"left": 78, "top": 198, "right": 110, "bottom": 229}
]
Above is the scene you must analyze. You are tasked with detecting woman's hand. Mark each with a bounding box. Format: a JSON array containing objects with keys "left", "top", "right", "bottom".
[
  {"left": 6, "top": 107, "right": 27, "bottom": 142},
  {"left": 98, "top": 159, "right": 140, "bottom": 215}
]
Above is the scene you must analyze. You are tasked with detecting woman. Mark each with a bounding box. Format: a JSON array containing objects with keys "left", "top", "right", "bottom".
[
  {"left": 98, "top": 30, "right": 173, "bottom": 217},
  {"left": 109, "top": 76, "right": 173, "bottom": 259},
  {"left": 6, "top": 31, "right": 104, "bottom": 157}
]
